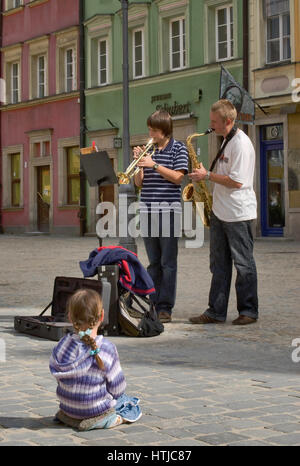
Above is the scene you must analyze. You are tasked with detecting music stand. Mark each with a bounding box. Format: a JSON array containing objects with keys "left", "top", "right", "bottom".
[
  {"left": 80, "top": 150, "right": 118, "bottom": 246},
  {"left": 80, "top": 150, "right": 118, "bottom": 187}
]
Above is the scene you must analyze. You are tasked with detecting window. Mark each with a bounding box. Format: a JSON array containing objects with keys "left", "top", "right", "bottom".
[
  {"left": 265, "top": 0, "right": 291, "bottom": 64},
  {"left": 37, "top": 55, "right": 46, "bottom": 98},
  {"left": 11, "top": 62, "right": 19, "bottom": 104},
  {"left": 133, "top": 29, "right": 145, "bottom": 78},
  {"left": 67, "top": 147, "right": 80, "bottom": 205},
  {"left": 204, "top": 1, "right": 237, "bottom": 64},
  {"left": 98, "top": 39, "right": 108, "bottom": 85},
  {"left": 2, "top": 145, "right": 23, "bottom": 209},
  {"left": 170, "top": 18, "right": 186, "bottom": 71},
  {"left": 158, "top": 0, "right": 189, "bottom": 73},
  {"left": 56, "top": 28, "right": 78, "bottom": 94},
  {"left": 11, "top": 153, "right": 21, "bottom": 207},
  {"left": 216, "top": 5, "right": 233, "bottom": 61},
  {"left": 266, "top": 15, "right": 290, "bottom": 63},
  {"left": 34, "top": 140, "right": 50, "bottom": 158},
  {"left": 29, "top": 53, "right": 48, "bottom": 99},
  {"left": 86, "top": 15, "right": 113, "bottom": 88},
  {"left": 27, "top": 36, "right": 49, "bottom": 100},
  {"left": 65, "top": 49, "right": 75, "bottom": 92},
  {"left": 6, "top": 0, "right": 22, "bottom": 9}
]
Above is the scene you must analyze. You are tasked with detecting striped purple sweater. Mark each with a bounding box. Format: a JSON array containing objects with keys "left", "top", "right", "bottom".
[{"left": 49, "top": 334, "right": 126, "bottom": 419}]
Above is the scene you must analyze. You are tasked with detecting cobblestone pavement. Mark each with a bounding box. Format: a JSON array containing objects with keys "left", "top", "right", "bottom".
[{"left": 0, "top": 234, "right": 300, "bottom": 446}]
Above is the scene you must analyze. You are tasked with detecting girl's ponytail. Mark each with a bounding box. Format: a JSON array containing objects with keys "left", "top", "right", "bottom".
[
  {"left": 78, "top": 328, "right": 105, "bottom": 371},
  {"left": 81, "top": 333, "right": 105, "bottom": 371}
]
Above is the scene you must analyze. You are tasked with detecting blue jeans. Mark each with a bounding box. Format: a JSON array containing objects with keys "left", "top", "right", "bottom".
[
  {"left": 142, "top": 212, "right": 179, "bottom": 315},
  {"left": 205, "top": 212, "right": 258, "bottom": 322}
]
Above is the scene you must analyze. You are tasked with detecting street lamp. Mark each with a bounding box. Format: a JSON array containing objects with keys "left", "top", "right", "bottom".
[{"left": 118, "top": 0, "right": 137, "bottom": 254}]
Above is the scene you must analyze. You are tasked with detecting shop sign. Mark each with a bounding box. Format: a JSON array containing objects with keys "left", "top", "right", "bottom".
[{"left": 155, "top": 101, "right": 191, "bottom": 116}]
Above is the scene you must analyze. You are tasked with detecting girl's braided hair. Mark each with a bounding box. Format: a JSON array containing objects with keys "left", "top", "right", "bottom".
[{"left": 67, "top": 288, "right": 105, "bottom": 370}]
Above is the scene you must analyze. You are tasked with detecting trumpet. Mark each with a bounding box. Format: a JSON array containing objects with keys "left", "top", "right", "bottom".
[{"left": 117, "top": 138, "right": 156, "bottom": 185}]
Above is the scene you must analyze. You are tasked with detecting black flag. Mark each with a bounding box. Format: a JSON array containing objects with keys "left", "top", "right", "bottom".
[{"left": 219, "top": 66, "right": 255, "bottom": 125}]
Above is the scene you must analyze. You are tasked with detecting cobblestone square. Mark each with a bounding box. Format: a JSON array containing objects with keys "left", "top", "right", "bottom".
[{"left": 0, "top": 234, "right": 300, "bottom": 446}]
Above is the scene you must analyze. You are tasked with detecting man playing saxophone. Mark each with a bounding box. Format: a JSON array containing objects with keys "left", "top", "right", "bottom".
[
  {"left": 133, "top": 110, "right": 188, "bottom": 323},
  {"left": 189, "top": 99, "right": 259, "bottom": 325}
]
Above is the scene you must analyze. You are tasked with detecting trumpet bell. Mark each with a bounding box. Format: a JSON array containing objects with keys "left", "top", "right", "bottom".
[
  {"left": 117, "top": 172, "right": 131, "bottom": 185},
  {"left": 117, "top": 138, "right": 155, "bottom": 185}
]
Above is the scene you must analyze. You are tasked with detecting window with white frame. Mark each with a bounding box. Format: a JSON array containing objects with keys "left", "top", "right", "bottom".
[
  {"left": 170, "top": 18, "right": 186, "bottom": 71},
  {"left": 11, "top": 62, "right": 19, "bottom": 104},
  {"left": 265, "top": 0, "right": 291, "bottom": 64},
  {"left": 86, "top": 15, "right": 112, "bottom": 89},
  {"left": 3, "top": 45, "right": 22, "bottom": 104},
  {"left": 65, "top": 48, "right": 75, "bottom": 92},
  {"left": 37, "top": 55, "right": 46, "bottom": 98},
  {"left": 98, "top": 39, "right": 108, "bottom": 86},
  {"left": 133, "top": 29, "right": 145, "bottom": 78},
  {"left": 216, "top": 5, "right": 233, "bottom": 61},
  {"left": 56, "top": 28, "right": 78, "bottom": 94},
  {"left": 28, "top": 36, "right": 49, "bottom": 100}
]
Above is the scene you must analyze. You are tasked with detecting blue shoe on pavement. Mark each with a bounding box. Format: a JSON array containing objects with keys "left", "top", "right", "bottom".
[{"left": 115, "top": 394, "right": 142, "bottom": 423}]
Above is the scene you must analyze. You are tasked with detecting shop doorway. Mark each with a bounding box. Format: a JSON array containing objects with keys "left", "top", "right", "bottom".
[
  {"left": 98, "top": 158, "right": 115, "bottom": 232},
  {"left": 260, "top": 125, "right": 285, "bottom": 236},
  {"left": 37, "top": 165, "right": 51, "bottom": 232}
]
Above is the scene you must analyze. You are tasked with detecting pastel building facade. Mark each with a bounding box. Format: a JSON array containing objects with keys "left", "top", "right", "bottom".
[
  {"left": 248, "top": 0, "right": 300, "bottom": 239},
  {"left": 1, "top": 0, "right": 80, "bottom": 234},
  {"left": 83, "top": 0, "right": 245, "bottom": 234}
]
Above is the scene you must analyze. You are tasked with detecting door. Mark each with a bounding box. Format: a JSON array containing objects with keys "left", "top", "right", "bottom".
[
  {"left": 260, "top": 125, "right": 285, "bottom": 236},
  {"left": 98, "top": 157, "right": 115, "bottom": 230},
  {"left": 37, "top": 165, "right": 51, "bottom": 232}
]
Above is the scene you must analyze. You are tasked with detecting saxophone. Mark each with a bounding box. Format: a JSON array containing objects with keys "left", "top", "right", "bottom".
[{"left": 182, "top": 129, "right": 213, "bottom": 227}]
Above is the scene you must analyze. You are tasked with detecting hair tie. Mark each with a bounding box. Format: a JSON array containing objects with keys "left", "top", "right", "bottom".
[
  {"left": 90, "top": 348, "right": 100, "bottom": 356},
  {"left": 78, "top": 328, "right": 92, "bottom": 339}
]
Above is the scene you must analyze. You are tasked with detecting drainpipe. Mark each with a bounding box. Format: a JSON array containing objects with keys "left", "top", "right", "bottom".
[
  {"left": 0, "top": 0, "right": 3, "bottom": 234},
  {"left": 118, "top": 0, "right": 137, "bottom": 254},
  {"left": 243, "top": 0, "right": 249, "bottom": 136},
  {"left": 79, "top": 0, "right": 87, "bottom": 236}
]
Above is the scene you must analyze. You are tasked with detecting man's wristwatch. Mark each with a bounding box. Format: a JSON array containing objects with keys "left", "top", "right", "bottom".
[
  {"left": 205, "top": 170, "right": 211, "bottom": 181},
  {"left": 153, "top": 163, "right": 159, "bottom": 170}
]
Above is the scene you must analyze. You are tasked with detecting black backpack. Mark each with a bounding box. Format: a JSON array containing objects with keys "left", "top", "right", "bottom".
[{"left": 118, "top": 290, "right": 164, "bottom": 337}]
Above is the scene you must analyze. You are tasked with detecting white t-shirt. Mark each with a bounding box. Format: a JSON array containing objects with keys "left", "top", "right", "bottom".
[{"left": 212, "top": 130, "right": 257, "bottom": 222}]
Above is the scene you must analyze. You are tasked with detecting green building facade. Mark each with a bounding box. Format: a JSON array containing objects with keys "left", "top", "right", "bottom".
[{"left": 83, "top": 0, "right": 244, "bottom": 233}]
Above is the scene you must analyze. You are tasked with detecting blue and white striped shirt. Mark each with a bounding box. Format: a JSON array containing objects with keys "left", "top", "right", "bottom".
[{"left": 140, "top": 138, "right": 189, "bottom": 213}]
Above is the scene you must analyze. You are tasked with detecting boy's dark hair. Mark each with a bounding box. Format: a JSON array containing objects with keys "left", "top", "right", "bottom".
[{"left": 147, "top": 110, "right": 173, "bottom": 137}]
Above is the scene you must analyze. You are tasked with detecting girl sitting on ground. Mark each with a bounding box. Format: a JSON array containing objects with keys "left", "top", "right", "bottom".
[{"left": 49, "top": 288, "right": 141, "bottom": 431}]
